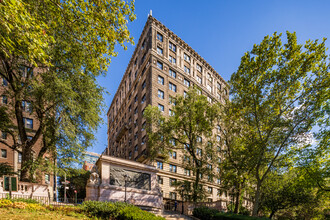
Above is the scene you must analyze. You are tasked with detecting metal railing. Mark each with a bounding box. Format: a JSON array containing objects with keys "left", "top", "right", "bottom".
[{"left": 0, "top": 193, "right": 84, "bottom": 206}]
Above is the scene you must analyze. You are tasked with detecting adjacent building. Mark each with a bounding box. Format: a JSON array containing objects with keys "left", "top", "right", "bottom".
[
  {"left": 82, "top": 151, "right": 101, "bottom": 171},
  {"left": 104, "top": 15, "right": 229, "bottom": 205}
]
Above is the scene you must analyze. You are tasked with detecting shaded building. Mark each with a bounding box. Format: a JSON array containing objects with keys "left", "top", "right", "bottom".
[
  {"left": 104, "top": 15, "right": 229, "bottom": 205},
  {"left": 82, "top": 151, "right": 101, "bottom": 171}
]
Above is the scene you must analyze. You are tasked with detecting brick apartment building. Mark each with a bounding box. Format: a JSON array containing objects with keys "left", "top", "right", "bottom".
[
  {"left": 104, "top": 15, "right": 229, "bottom": 204},
  {"left": 0, "top": 70, "right": 53, "bottom": 187}
]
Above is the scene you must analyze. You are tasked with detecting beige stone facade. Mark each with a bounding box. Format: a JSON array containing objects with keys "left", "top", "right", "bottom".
[{"left": 105, "top": 16, "right": 229, "bottom": 204}]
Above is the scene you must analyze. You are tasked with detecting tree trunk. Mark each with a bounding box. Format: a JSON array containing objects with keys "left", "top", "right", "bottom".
[
  {"left": 192, "top": 168, "right": 200, "bottom": 202},
  {"left": 20, "top": 145, "right": 33, "bottom": 182},
  {"left": 234, "top": 186, "right": 241, "bottom": 214},
  {"left": 269, "top": 210, "right": 276, "bottom": 219},
  {"left": 252, "top": 181, "right": 262, "bottom": 216}
]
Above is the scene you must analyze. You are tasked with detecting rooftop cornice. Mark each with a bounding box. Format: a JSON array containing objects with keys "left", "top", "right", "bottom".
[{"left": 148, "top": 16, "right": 228, "bottom": 86}]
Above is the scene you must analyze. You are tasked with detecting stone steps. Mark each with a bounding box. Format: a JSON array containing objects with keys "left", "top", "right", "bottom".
[{"left": 159, "top": 211, "right": 194, "bottom": 220}]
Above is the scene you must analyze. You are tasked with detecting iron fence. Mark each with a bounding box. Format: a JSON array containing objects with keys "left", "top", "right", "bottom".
[{"left": 0, "top": 193, "right": 84, "bottom": 206}]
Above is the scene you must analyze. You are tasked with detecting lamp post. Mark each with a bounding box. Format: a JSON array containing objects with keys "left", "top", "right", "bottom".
[
  {"left": 123, "top": 174, "right": 128, "bottom": 203},
  {"left": 181, "top": 184, "right": 185, "bottom": 215}
]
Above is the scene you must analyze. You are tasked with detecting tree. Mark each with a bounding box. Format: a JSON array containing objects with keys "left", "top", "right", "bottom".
[
  {"left": 259, "top": 169, "right": 313, "bottom": 219},
  {"left": 0, "top": 0, "right": 135, "bottom": 181},
  {"left": 144, "top": 88, "right": 220, "bottom": 202},
  {"left": 58, "top": 168, "right": 90, "bottom": 200},
  {"left": 217, "top": 101, "right": 256, "bottom": 214},
  {"left": 229, "top": 32, "right": 329, "bottom": 216},
  {"left": 0, "top": 163, "right": 16, "bottom": 176}
]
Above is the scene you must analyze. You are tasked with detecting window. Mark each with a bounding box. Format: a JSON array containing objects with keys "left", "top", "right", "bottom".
[
  {"left": 157, "top": 61, "right": 163, "bottom": 70},
  {"left": 196, "top": 148, "right": 202, "bottom": 156},
  {"left": 169, "top": 109, "right": 174, "bottom": 116},
  {"left": 169, "top": 42, "right": 176, "bottom": 52},
  {"left": 134, "top": 145, "right": 138, "bottom": 152},
  {"left": 141, "top": 94, "right": 146, "bottom": 104},
  {"left": 217, "top": 135, "right": 221, "bottom": 142},
  {"left": 217, "top": 82, "right": 221, "bottom": 90},
  {"left": 207, "top": 73, "right": 213, "bottom": 82},
  {"left": 196, "top": 64, "right": 202, "bottom": 72},
  {"left": 1, "top": 95, "right": 7, "bottom": 104},
  {"left": 217, "top": 178, "right": 221, "bottom": 184},
  {"left": 197, "top": 136, "right": 202, "bottom": 143},
  {"left": 184, "top": 91, "right": 188, "bottom": 98},
  {"left": 184, "top": 79, "right": 190, "bottom": 87},
  {"left": 18, "top": 152, "right": 22, "bottom": 163},
  {"left": 2, "top": 78, "right": 8, "bottom": 86},
  {"left": 158, "top": 75, "right": 164, "bottom": 85},
  {"left": 184, "top": 66, "right": 190, "bottom": 74},
  {"left": 207, "top": 84, "right": 212, "bottom": 92},
  {"left": 208, "top": 175, "right": 213, "bottom": 182},
  {"left": 207, "top": 96, "right": 212, "bottom": 103},
  {"left": 224, "top": 88, "right": 228, "bottom": 95},
  {"left": 157, "top": 175, "right": 163, "bottom": 184},
  {"left": 134, "top": 95, "right": 138, "bottom": 103},
  {"left": 217, "top": 93, "right": 221, "bottom": 100},
  {"left": 142, "top": 122, "right": 146, "bottom": 131},
  {"left": 217, "top": 167, "right": 221, "bottom": 173},
  {"left": 169, "top": 139, "right": 176, "bottom": 146},
  {"left": 22, "top": 101, "right": 32, "bottom": 113},
  {"left": 169, "top": 151, "right": 177, "bottom": 159},
  {"left": 142, "top": 80, "right": 146, "bottom": 89},
  {"left": 207, "top": 164, "right": 212, "bottom": 170},
  {"left": 197, "top": 75, "right": 202, "bottom": 84},
  {"left": 157, "top": 32, "right": 163, "bottom": 42},
  {"left": 1, "top": 149, "right": 7, "bottom": 158},
  {"left": 169, "top": 55, "right": 176, "bottom": 64},
  {"left": 141, "top": 39, "right": 146, "bottom": 49},
  {"left": 169, "top": 69, "right": 176, "bottom": 78},
  {"left": 141, "top": 136, "right": 146, "bottom": 145},
  {"left": 169, "top": 82, "right": 177, "bottom": 92},
  {"left": 169, "top": 164, "right": 177, "bottom": 173},
  {"left": 129, "top": 151, "right": 132, "bottom": 159},
  {"left": 184, "top": 169, "right": 191, "bottom": 176},
  {"left": 156, "top": 161, "right": 163, "bottom": 169},
  {"left": 45, "top": 174, "right": 50, "bottom": 184},
  {"left": 170, "top": 178, "right": 177, "bottom": 186},
  {"left": 158, "top": 104, "right": 164, "bottom": 112},
  {"left": 23, "top": 118, "right": 33, "bottom": 129},
  {"left": 1, "top": 132, "right": 7, "bottom": 139},
  {"left": 158, "top": 90, "right": 164, "bottom": 99},
  {"left": 134, "top": 107, "right": 138, "bottom": 114},
  {"left": 169, "top": 96, "right": 176, "bottom": 105},
  {"left": 208, "top": 198, "right": 213, "bottom": 202},
  {"left": 157, "top": 47, "right": 163, "bottom": 55},
  {"left": 208, "top": 187, "right": 213, "bottom": 194},
  {"left": 169, "top": 192, "right": 177, "bottom": 200},
  {"left": 184, "top": 53, "right": 190, "bottom": 62},
  {"left": 217, "top": 146, "right": 221, "bottom": 152}
]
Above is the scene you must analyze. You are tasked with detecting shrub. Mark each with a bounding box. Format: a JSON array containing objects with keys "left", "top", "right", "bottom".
[
  {"left": 10, "top": 198, "right": 39, "bottom": 204},
  {"left": 12, "top": 201, "right": 27, "bottom": 209},
  {"left": 26, "top": 203, "right": 45, "bottom": 211},
  {"left": 0, "top": 199, "right": 13, "bottom": 208},
  {"left": 80, "top": 201, "right": 164, "bottom": 220},
  {"left": 193, "top": 206, "right": 267, "bottom": 220},
  {"left": 193, "top": 206, "right": 219, "bottom": 220}
]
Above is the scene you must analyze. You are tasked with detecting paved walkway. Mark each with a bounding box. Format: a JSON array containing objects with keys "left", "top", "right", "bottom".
[{"left": 159, "top": 211, "right": 194, "bottom": 220}]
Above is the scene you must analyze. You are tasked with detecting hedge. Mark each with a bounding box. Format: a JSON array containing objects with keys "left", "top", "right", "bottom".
[{"left": 193, "top": 207, "right": 268, "bottom": 220}]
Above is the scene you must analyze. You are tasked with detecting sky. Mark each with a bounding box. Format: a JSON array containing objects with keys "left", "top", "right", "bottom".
[{"left": 90, "top": 0, "right": 330, "bottom": 154}]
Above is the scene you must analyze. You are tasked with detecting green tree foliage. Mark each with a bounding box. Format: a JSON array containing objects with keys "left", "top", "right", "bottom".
[
  {"left": 0, "top": 0, "right": 135, "bottom": 181},
  {"left": 229, "top": 31, "right": 329, "bottom": 216},
  {"left": 144, "top": 88, "right": 220, "bottom": 202},
  {"left": 259, "top": 170, "right": 314, "bottom": 219},
  {"left": 58, "top": 168, "right": 90, "bottom": 200},
  {"left": 0, "top": 163, "right": 16, "bottom": 176}
]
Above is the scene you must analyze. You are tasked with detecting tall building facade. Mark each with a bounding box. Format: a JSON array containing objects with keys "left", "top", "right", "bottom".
[
  {"left": 0, "top": 72, "right": 53, "bottom": 187},
  {"left": 105, "top": 16, "right": 229, "bottom": 204}
]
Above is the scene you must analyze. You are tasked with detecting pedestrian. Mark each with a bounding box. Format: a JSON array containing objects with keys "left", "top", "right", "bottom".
[{"left": 174, "top": 200, "right": 178, "bottom": 211}]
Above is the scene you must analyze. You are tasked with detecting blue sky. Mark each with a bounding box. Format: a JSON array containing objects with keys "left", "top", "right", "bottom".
[{"left": 90, "top": 0, "right": 330, "bottom": 154}]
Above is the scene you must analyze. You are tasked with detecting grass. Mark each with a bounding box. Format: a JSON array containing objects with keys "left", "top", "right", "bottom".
[{"left": 0, "top": 207, "right": 94, "bottom": 220}]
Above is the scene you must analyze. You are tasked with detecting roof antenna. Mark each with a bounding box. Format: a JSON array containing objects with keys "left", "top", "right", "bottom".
[{"left": 149, "top": 10, "right": 152, "bottom": 17}]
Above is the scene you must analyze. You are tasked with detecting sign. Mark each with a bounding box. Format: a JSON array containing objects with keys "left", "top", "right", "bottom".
[
  {"left": 3, "top": 176, "right": 18, "bottom": 192},
  {"left": 61, "top": 181, "right": 70, "bottom": 184}
]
